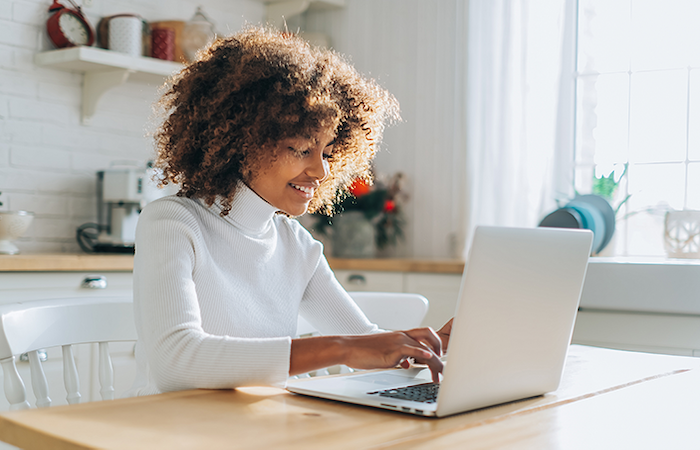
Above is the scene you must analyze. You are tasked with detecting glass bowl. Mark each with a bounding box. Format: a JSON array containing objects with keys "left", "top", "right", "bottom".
[{"left": 0, "top": 211, "right": 34, "bottom": 255}]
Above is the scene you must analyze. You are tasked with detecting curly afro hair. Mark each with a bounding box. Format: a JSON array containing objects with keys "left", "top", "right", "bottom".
[{"left": 152, "top": 26, "right": 400, "bottom": 216}]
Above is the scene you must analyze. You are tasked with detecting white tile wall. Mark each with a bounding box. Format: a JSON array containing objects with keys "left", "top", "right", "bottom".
[
  {"left": 0, "top": 1, "right": 11, "bottom": 22},
  {"left": 0, "top": 0, "right": 265, "bottom": 253},
  {"left": 12, "top": 1, "right": 46, "bottom": 26},
  {"left": 1, "top": 0, "right": 468, "bottom": 258}
]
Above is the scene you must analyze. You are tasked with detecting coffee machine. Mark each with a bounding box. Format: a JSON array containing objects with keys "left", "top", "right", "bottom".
[
  {"left": 95, "top": 168, "right": 142, "bottom": 252},
  {"left": 77, "top": 165, "right": 175, "bottom": 253}
]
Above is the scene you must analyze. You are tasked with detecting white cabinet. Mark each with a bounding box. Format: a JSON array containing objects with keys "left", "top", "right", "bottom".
[
  {"left": 0, "top": 271, "right": 132, "bottom": 303},
  {"left": 334, "top": 270, "right": 404, "bottom": 292},
  {"left": 333, "top": 269, "right": 462, "bottom": 329},
  {"left": 0, "top": 271, "right": 136, "bottom": 411}
]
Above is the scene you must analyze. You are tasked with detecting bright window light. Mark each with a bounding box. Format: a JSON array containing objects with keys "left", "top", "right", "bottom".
[{"left": 575, "top": 0, "right": 700, "bottom": 256}]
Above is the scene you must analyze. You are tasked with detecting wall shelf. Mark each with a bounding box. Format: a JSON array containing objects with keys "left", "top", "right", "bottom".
[{"left": 34, "top": 46, "right": 184, "bottom": 125}]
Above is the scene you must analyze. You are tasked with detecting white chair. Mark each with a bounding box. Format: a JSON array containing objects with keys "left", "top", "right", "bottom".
[
  {"left": 0, "top": 293, "right": 428, "bottom": 406},
  {"left": 347, "top": 292, "right": 429, "bottom": 331},
  {"left": 295, "top": 292, "right": 429, "bottom": 377},
  {"left": 0, "top": 296, "right": 137, "bottom": 410},
  {"left": 297, "top": 292, "right": 429, "bottom": 335}
]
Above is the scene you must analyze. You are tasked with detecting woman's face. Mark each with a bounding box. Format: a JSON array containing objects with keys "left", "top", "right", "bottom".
[{"left": 247, "top": 127, "right": 335, "bottom": 216}]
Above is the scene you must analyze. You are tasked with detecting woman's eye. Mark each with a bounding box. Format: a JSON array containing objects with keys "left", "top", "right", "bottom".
[
  {"left": 289, "top": 147, "right": 309, "bottom": 157},
  {"left": 323, "top": 140, "right": 335, "bottom": 160}
]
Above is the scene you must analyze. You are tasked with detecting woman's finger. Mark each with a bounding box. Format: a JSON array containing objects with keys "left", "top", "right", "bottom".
[
  {"left": 398, "top": 344, "right": 443, "bottom": 383},
  {"left": 437, "top": 318, "right": 453, "bottom": 352},
  {"left": 403, "top": 327, "right": 443, "bottom": 357}
]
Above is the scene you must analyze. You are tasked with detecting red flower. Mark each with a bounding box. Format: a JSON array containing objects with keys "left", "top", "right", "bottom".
[
  {"left": 348, "top": 179, "right": 371, "bottom": 197},
  {"left": 384, "top": 199, "right": 396, "bottom": 213}
]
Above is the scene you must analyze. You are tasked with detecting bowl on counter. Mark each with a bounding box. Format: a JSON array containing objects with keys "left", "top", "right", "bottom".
[{"left": 0, "top": 211, "right": 34, "bottom": 255}]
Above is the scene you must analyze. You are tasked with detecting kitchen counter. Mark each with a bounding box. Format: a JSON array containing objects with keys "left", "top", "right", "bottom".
[
  {"left": 326, "top": 257, "right": 464, "bottom": 274},
  {"left": 0, "top": 253, "right": 465, "bottom": 274},
  {"left": 0, "top": 254, "right": 135, "bottom": 272}
]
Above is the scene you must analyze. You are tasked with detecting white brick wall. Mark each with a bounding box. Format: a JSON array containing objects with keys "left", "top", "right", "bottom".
[
  {"left": 1, "top": 0, "right": 468, "bottom": 258},
  {"left": 0, "top": 0, "right": 265, "bottom": 253}
]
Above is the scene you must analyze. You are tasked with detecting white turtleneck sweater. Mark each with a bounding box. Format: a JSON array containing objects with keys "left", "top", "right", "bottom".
[{"left": 130, "top": 184, "right": 378, "bottom": 395}]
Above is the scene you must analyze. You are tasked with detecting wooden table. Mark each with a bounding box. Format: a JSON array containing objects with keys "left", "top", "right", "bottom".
[{"left": 0, "top": 345, "right": 699, "bottom": 449}]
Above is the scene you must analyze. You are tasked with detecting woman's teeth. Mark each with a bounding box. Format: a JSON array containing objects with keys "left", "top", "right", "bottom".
[{"left": 291, "top": 184, "right": 314, "bottom": 194}]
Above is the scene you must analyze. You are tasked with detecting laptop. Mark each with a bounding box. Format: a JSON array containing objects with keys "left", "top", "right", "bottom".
[{"left": 287, "top": 226, "right": 593, "bottom": 418}]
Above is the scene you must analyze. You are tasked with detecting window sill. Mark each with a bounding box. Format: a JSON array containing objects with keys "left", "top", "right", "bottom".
[{"left": 581, "top": 257, "right": 700, "bottom": 315}]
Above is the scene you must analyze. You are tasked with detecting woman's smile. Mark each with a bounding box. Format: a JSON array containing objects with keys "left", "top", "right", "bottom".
[
  {"left": 247, "top": 127, "right": 334, "bottom": 216},
  {"left": 290, "top": 183, "right": 316, "bottom": 197}
]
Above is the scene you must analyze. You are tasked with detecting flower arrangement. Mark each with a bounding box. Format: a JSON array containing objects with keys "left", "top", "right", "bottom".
[{"left": 314, "top": 172, "right": 406, "bottom": 250}]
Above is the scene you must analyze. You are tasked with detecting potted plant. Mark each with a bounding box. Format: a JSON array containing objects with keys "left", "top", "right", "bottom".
[{"left": 313, "top": 173, "right": 406, "bottom": 258}]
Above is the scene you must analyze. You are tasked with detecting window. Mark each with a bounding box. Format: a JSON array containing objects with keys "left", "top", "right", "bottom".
[{"left": 575, "top": 0, "right": 700, "bottom": 256}]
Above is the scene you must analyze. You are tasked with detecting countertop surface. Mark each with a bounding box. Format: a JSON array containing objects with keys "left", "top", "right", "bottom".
[
  {"left": 0, "top": 253, "right": 135, "bottom": 272},
  {"left": 5, "top": 253, "right": 694, "bottom": 274},
  {"left": 327, "top": 257, "right": 464, "bottom": 274},
  {"left": 0, "top": 253, "right": 465, "bottom": 274}
]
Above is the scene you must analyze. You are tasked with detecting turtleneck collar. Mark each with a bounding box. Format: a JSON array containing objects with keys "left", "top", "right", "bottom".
[{"left": 211, "top": 183, "right": 280, "bottom": 235}]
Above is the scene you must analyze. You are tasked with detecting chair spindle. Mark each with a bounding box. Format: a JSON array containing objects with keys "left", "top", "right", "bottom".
[
  {"left": 28, "top": 350, "right": 51, "bottom": 408},
  {"left": 0, "top": 356, "right": 30, "bottom": 410},
  {"left": 98, "top": 342, "right": 115, "bottom": 400},
  {"left": 62, "top": 345, "right": 81, "bottom": 404}
]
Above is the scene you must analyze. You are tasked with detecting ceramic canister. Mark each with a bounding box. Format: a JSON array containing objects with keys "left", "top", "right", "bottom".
[
  {"left": 151, "top": 28, "right": 175, "bottom": 61},
  {"left": 108, "top": 15, "right": 143, "bottom": 57}
]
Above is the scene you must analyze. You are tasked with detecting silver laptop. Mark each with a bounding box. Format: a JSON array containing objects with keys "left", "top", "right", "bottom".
[{"left": 287, "top": 226, "right": 593, "bottom": 418}]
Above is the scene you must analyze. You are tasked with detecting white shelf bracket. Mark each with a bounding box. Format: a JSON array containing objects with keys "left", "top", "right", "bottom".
[{"left": 82, "top": 69, "right": 134, "bottom": 125}]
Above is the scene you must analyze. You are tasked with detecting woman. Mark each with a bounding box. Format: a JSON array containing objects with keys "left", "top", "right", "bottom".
[{"left": 130, "top": 27, "right": 451, "bottom": 396}]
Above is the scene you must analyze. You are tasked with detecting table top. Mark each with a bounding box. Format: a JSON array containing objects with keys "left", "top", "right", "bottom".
[{"left": 0, "top": 345, "right": 698, "bottom": 450}]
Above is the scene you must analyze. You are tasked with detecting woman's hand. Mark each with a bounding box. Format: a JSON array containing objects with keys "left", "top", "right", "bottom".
[
  {"left": 340, "top": 328, "right": 444, "bottom": 382},
  {"left": 290, "top": 327, "right": 444, "bottom": 382},
  {"left": 437, "top": 318, "right": 453, "bottom": 354}
]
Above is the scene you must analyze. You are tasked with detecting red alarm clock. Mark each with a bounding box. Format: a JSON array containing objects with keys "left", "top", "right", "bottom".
[{"left": 46, "top": 0, "right": 95, "bottom": 48}]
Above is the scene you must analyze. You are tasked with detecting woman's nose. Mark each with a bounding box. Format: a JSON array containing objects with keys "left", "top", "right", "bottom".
[{"left": 307, "top": 153, "right": 329, "bottom": 182}]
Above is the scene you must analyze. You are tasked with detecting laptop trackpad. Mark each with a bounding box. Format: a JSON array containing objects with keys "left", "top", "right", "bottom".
[{"left": 345, "top": 368, "right": 433, "bottom": 389}]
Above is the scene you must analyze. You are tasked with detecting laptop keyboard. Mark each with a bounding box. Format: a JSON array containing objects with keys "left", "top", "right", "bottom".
[{"left": 370, "top": 382, "right": 440, "bottom": 404}]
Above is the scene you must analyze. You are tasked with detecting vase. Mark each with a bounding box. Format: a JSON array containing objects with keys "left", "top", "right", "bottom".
[
  {"left": 331, "top": 211, "right": 376, "bottom": 258},
  {"left": 664, "top": 210, "right": 700, "bottom": 258}
]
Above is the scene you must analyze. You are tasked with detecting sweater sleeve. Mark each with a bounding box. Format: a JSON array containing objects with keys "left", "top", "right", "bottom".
[
  {"left": 133, "top": 200, "right": 291, "bottom": 393},
  {"left": 298, "top": 255, "right": 381, "bottom": 336}
]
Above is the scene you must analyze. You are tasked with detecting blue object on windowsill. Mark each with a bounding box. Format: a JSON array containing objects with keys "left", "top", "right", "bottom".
[{"left": 539, "top": 195, "right": 615, "bottom": 255}]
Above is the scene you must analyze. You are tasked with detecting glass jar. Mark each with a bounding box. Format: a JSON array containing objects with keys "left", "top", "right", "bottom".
[{"left": 181, "top": 7, "right": 215, "bottom": 62}]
